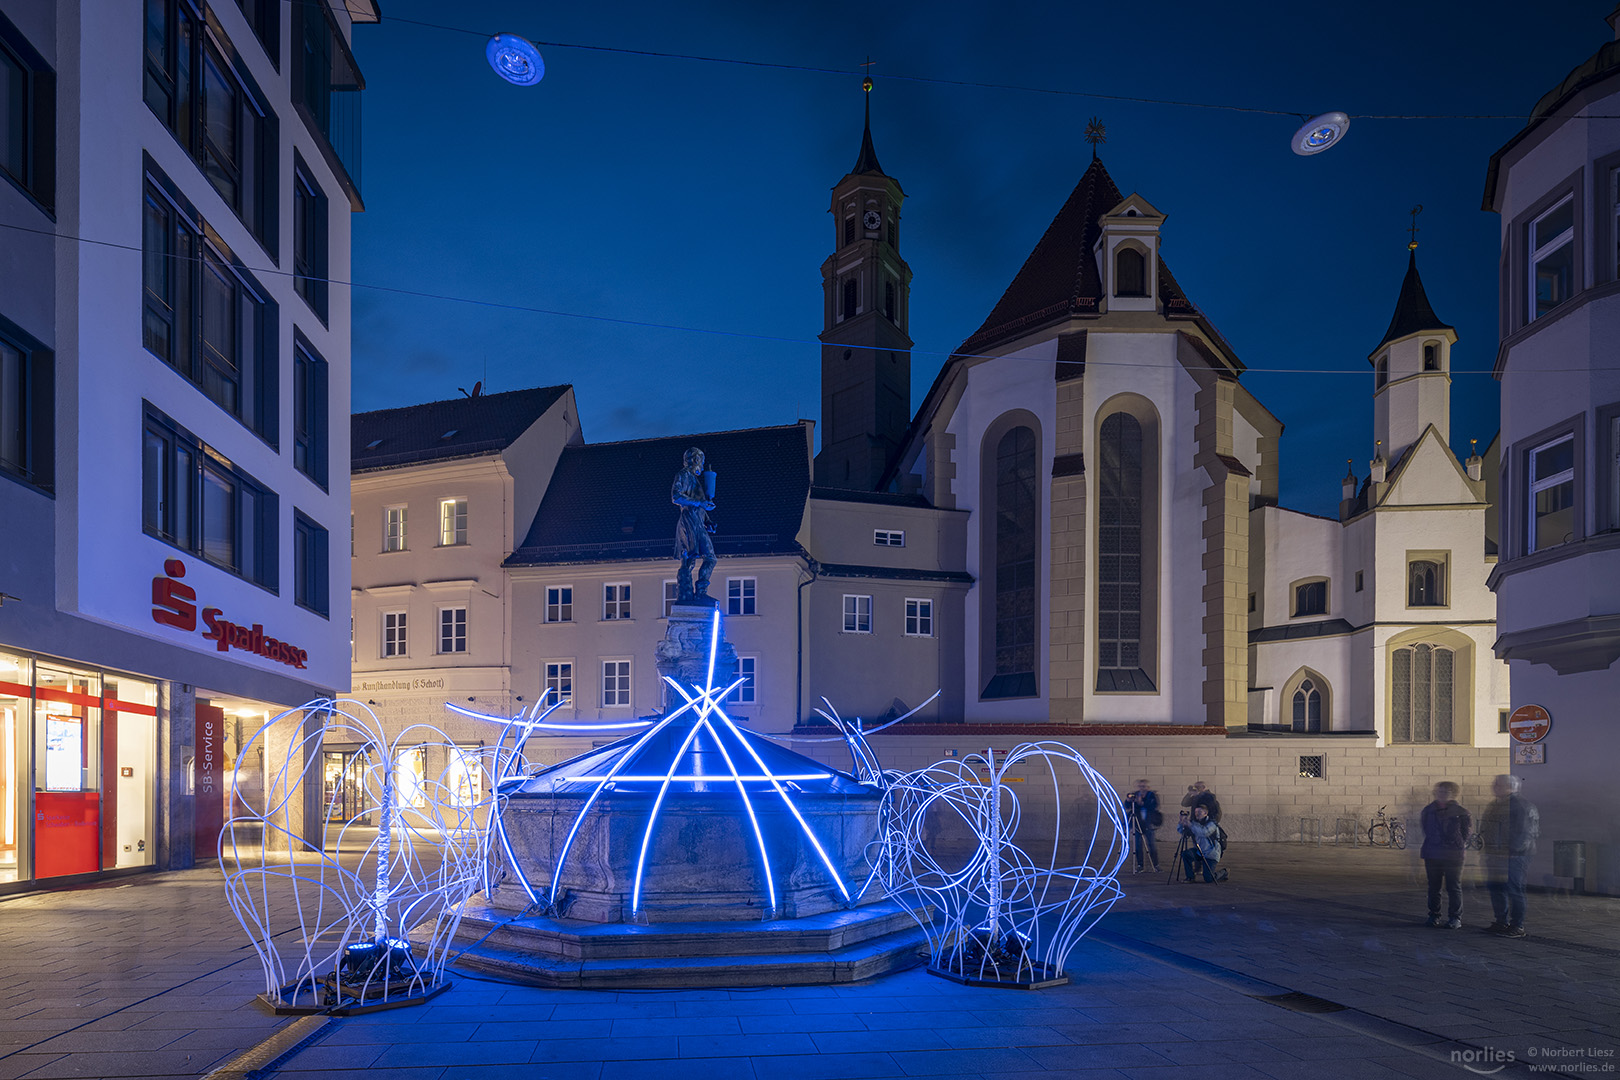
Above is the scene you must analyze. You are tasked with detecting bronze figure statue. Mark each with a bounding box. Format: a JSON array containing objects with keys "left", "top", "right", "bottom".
[{"left": 672, "top": 447, "right": 717, "bottom": 603}]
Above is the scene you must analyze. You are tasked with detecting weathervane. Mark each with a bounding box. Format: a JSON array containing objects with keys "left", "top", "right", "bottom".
[
  {"left": 1084, "top": 116, "right": 1106, "bottom": 159},
  {"left": 1407, "top": 204, "right": 1423, "bottom": 251},
  {"left": 861, "top": 56, "right": 875, "bottom": 94}
]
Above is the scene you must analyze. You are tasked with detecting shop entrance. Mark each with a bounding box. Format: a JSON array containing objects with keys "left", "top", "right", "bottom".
[{"left": 322, "top": 750, "right": 372, "bottom": 825}]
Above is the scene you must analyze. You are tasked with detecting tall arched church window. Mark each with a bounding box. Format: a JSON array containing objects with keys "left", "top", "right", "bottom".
[
  {"left": 990, "top": 427, "right": 1038, "bottom": 693},
  {"left": 1292, "top": 679, "right": 1322, "bottom": 733},
  {"left": 1115, "top": 247, "right": 1147, "bottom": 297},
  {"left": 1391, "top": 643, "right": 1454, "bottom": 743},
  {"left": 841, "top": 278, "right": 858, "bottom": 320},
  {"left": 1098, "top": 413, "right": 1144, "bottom": 680}
]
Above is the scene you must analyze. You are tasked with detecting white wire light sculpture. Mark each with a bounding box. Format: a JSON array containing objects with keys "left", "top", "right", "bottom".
[
  {"left": 871, "top": 742, "right": 1129, "bottom": 988},
  {"left": 222, "top": 698, "right": 502, "bottom": 1013}
]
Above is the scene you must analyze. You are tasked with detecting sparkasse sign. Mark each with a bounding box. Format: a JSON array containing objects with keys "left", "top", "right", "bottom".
[{"left": 151, "top": 559, "right": 309, "bottom": 669}]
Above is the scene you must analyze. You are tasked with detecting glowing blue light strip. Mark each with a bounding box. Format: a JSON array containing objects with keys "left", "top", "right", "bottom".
[
  {"left": 629, "top": 713, "right": 710, "bottom": 915},
  {"left": 557, "top": 772, "right": 830, "bottom": 782},
  {"left": 445, "top": 701, "right": 653, "bottom": 733}
]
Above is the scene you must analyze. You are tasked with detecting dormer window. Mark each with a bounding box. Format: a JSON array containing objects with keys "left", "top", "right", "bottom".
[
  {"left": 1376, "top": 356, "right": 1388, "bottom": 388},
  {"left": 1423, "top": 343, "right": 1440, "bottom": 371},
  {"left": 1115, "top": 247, "right": 1147, "bottom": 298}
]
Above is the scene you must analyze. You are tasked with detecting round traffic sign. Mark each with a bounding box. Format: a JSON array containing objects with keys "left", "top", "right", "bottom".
[{"left": 1508, "top": 704, "right": 1551, "bottom": 744}]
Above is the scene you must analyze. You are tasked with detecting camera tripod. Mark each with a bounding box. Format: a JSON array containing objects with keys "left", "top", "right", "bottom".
[
  {"left": 1167, "top": 822, "right": 1224, "bottom": 884},
  {"left": 1126, "top": 812, "right": 1159, "bottom": 875}
]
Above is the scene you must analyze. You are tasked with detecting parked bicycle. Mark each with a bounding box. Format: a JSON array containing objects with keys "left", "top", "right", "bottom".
[{"left": 1367, "top": 805, "right": 1407, "bottom": 849}]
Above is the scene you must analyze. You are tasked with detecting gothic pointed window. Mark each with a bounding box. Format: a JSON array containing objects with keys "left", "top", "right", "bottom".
[
  {"left": 1098, "top": 412, "right": 1146, "bottom": 685},
  {"left": 1115, "top": 247, "right": 1147, "bottom": 297},
  {"left": 986, "top": 426, "right": 1037, "bottom": 697},
  {"left": 1292, "top": 678, "right": 1322, "bottom": 733},
  {"left": 1408, "top": 559, "right": 1443, "bottom": 606}
]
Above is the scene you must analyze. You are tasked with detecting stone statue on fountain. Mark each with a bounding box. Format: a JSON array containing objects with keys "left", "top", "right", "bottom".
[{"left": 658, "top": 447, "right": 736, "bottom": 690}]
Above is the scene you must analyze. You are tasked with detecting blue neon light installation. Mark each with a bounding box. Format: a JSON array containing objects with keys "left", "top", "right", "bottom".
[{"left": 486, "top": 33, "right": 545, "bottom": 86}]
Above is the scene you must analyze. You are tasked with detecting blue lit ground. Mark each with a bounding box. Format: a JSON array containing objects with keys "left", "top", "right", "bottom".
[{"left": 1, "top": 846, "right": 1615, "bottom": 1080}]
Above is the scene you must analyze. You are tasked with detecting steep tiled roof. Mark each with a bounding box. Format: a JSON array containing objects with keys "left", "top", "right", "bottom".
[
  {"left": 507, "top": 424, "right": 812, "bottom": 566},
  {"left": 809, "top": 486, "right": 931, "bottom": 508},
  {"left": 1373, "top": 251, "right": 1454, "bottom": 352},
  {"left": 352, "top": 385, "right": 569, "bottom": 473}
]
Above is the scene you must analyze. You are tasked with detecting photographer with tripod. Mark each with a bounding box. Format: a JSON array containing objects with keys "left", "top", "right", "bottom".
[
  {"left": 1174, "top": 804, "right": 1227, "bottom": 883},
  {"left": 1122, "top": 779, "right": 1162, "bottom": 874}
]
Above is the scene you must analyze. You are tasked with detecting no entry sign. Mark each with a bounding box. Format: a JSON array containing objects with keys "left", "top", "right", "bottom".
[{"left": 1507, "top": 704, "right": 1551, "bottom": 744}]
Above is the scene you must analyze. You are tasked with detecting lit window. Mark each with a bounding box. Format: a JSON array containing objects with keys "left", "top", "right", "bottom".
[
  {"left": 383, "top": 506, "right": 406, "bottom": 552},
  {"left": 727, "top": 657, "right": 756, "bottom": 704},
  {"left": 1529, "top": 196, "right": 1575, "bottom": 320},
  {"left": 382, "top": 611, "right": 407, "bottom": 657},
  {"left": 438, "top": 497, "right": 467, "bottom": 546},
  {"left": 1528, "top": 434, "right": 1574, "bottom": 552},
  {"left": 905, "top": 598, "right": 933, "bottom": 637},
  {"left": 727, "top": 577, "right": 756, "bottom": 616},
  {"left": 874, "top": 529, "right": 905, "bottom": 547},
  {"left": 438, "top": 607, "right": 466, "bottom": 653},
  {"left": 603, "top": 583, "right": 631, "bottom": 620},
  {"left": 545, "top": 662, "right": 572, "bottom": 706},
  {"left": 1293, "top": 580, "right": 1327, "bottom": 617},
  {"left": 602, "top": 660, "right": 631, "bottom": 707},
  {"left": 545, "top": 586, "right": 573, "bottom": 623},
  {"left": 1408, "top": 560, "right": 1444, "bottom": 607},
  {"left": 843, "top": 594, "right": 872, "bottom": 633}
]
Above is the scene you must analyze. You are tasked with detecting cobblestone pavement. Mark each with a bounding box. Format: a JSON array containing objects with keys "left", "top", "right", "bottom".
[{"left": 0, "top": 846, "right": 1615, "bottom": 1080}]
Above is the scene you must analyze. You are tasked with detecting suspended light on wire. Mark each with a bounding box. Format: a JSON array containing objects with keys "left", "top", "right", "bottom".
[
  {"left": 1291, "top": 112, "right": 1350, "bottom": 155},
  {"left": 486, "top": 33, "right": 545, "bottom": 86}
]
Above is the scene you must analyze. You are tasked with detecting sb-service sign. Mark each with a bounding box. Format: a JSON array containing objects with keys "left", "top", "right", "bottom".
[{"left": 1507, "top": 704, "right": 1551, "bottom": 745}]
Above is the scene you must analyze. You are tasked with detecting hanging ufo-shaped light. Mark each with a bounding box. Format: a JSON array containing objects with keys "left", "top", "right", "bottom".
[
  {"left": 1291, "top": 111, "right": 1350, "bottom": 155},
  {"left": 486, "top": 33, "right": 545, "bottom": 86}
]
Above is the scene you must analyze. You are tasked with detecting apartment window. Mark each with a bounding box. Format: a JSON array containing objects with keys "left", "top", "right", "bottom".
[
  {"left": 382, "top": 611, "right": 407, "bottom": 657},
  {"left": 1529, "top": 196, "right": 1575, "bottom": 321},
  {"left": 874, "top": 529, "right": 905, "bottom": 547},
  {"left": 142, "top": 404, "right": 276, "bottom": 589},
  {"left": 438, "top": 497, "right": 467, "bottom": 546},
  {"left": 382, "top": 505, "right": 406, "bottom": 552},
  {"left": 1408, "top": 559, "right": 1445, "bottom": 607},
  {"left": 727, "top": 577, "right": 756, "bottom": 616},
  {"left": 0, "top": 11, "right": 54, "bottom": 212},
  {"left": 292, "top": 334, "right": 327, "bottom": 488},
  {"left": 905, "top": 598, "right": 933, "bottom": 637},
  {"left": 1528, "top": 434, "right": 1574, "bottom": 553},
  {"left": 544, "top": 662, "right": 573, "bottom": 707},
  {"left": 438, "top": 607, "right": 467, "bottom": 654},
  {"left": 232, "top": 0, "right": 279, "bottom": 65},
  {"left": 0, "top": 315, "right": 53, "bottom": 491},
  {"left": 143, "top": 0, "right": 278, "bottom": 252},
  {"left": 293, "top": 511, "right": 329, "bottom": 617},
  {"left": 1293, "top": 579, "right": 1327, "bottom": 617},
  {"left": 603, "top": 583, "right": 631, "bottom": 620},
  {"left": 142, "top": 166, "right": 277, "bottom": 441},
  {"left": 843, "top": 594, "right": 872, "bottom": 634},
  {"left": 727, "top": 657, "right": 756, "bottom": 705},
  {"left": 546, "top": 586, "right": 573, "bottom": 623},
  {"left": 602, "top": 661, "right": 630, "bottom": 707},
  {"left": 293, "top": 155, "right": 328, "bottom": 321},
  {"left": 1391, "top": 643, "right": 1454, "bottom": 743},
  {"left": 663, "top": 580, "right": 677, "bottom": 617}
]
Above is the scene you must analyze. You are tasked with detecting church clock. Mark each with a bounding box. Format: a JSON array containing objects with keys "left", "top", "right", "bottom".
[{"left": 863, "top": 210, "right": 882, "bottom": 232}]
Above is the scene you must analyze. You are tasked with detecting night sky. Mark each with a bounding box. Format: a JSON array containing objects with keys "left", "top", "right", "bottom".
[{"left": 350, "top": 1, "right": 1615, "bottom": 518}]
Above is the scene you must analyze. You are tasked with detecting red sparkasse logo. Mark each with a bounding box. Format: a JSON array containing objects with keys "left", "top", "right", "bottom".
[{"left": 151, "top": 559, "right": 308, "bottom": 670}]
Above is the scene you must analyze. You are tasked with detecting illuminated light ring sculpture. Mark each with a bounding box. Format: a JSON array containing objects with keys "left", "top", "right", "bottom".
[
  {"left": 505, "top": 609, "right": 868, "bottom": 921},
  {"left": 485, "top": 33, "right": 545, "bottom": 86},
  {"left": 1291, "top": 111, "right": 1350, "bottom": 155},
  {"left": 222, "top": 699, "right": 501, "bottom": 1012},
  {"left": 870, "top": 742, "right": 1129, "bottom": 987},
  {"left": 444, "top": 695, "right": 653, "bottom": 906},
  {"left": 756, "top": 691, "right": 943, "bottom": 785}
]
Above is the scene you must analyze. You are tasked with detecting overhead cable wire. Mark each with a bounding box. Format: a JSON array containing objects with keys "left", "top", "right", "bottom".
[{"left": 0, "top": 216, "right": 1585, "bottom": 376}]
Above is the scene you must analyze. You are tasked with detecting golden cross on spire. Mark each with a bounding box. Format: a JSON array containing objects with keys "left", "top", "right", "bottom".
[
  {"left": 1084, "top": 116, "right": 1106, "bottom": 159},
  {"left": 1407, "top": 204, "right": 1423, "bottom": 251},
  {"left": 861, "top": 56, "right": 875, "bottom": 94}
]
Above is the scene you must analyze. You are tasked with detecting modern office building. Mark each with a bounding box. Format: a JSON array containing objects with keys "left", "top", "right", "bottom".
[
  {"left": 0, "top": 0, "right": 373, "bottom": 889},
  {"left": 1484, "top": 5, "right": 1620, "bottom": 894}
]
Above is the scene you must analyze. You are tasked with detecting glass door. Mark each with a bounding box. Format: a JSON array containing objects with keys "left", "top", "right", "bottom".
[
  {"left": 322, "top": 750, "right": 370, "bottom": 825},
  {"left": 34, "top": 664, "right": 102, "bottom": 878},
  {"left": 0, "top": 651, "right": 28, "bottom": 884}
]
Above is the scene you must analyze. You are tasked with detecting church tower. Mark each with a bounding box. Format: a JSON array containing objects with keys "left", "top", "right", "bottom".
[
  {"left": 815, "top": 78, "right": 913, "bottom": 490},
  {"left": 1370, "top": 244, "right": 1456, "bottom": 468}
]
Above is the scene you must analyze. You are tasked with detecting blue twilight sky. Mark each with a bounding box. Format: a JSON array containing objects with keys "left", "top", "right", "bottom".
[{"left": 349, "top": 1, "right": 1615, "bottom": 518}]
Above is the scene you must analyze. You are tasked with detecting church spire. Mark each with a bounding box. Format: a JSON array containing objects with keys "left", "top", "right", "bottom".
[
  {"left": 1375, "top": 223, "right": 1453, "bottom": 351},
  {"left": 852, "top": 71, "right": 885, "bottom": 176}
]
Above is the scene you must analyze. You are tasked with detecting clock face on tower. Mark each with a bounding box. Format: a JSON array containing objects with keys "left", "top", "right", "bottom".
[{"left": 863, "top": 210, "right": 882, "bottom": 232}]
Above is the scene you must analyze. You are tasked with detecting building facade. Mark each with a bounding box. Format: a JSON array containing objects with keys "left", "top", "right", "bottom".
[
  {"left": 1484, "top": 6, "right": 1620, "bottom": 894},
  {"left": 0, "top": 0, "right": 372, "bottom": 889}
]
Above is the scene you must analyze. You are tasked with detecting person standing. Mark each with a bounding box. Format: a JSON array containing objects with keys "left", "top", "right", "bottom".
[
  {"left": 1480, "top": 774, "right": 1539, "bottom": 938},
  {"left": 1123, "top": 779, "right": 1161, "bottom": 874},
  {"left": 1181, "top": 780, "right": 1221, "bottom": 823},
  {"left": 1418, "top": 781, "right": 1472, "bottom": 929}
]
